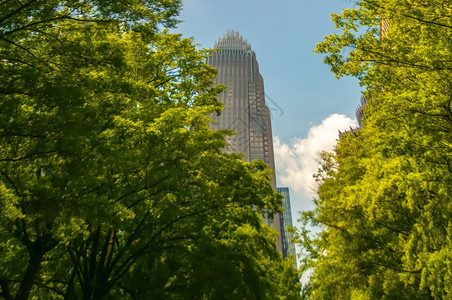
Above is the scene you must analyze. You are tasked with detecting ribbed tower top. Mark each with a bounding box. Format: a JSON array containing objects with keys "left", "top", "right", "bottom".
[{"left": 214, "top": 30, "right": 253, "bottom": 52}]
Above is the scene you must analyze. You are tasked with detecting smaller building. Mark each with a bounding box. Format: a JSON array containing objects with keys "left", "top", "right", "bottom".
[
  {"left": 277, "top": 187, "right": 296, "bottom": 259},
  {"left": 339, "top": 94, "right": 368, "bottom": 138},
  {"left": 355, "top": 95, "right": 369, "bottom": 128}
]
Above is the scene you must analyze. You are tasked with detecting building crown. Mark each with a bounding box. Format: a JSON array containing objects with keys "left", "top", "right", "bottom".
[{"left": 214, "top": 30, "right": 253, "bottom": 52}]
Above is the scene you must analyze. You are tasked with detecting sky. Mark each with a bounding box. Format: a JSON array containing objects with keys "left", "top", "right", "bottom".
[{"left": 173, "top": 0, "right": 361, "bottom": 228}]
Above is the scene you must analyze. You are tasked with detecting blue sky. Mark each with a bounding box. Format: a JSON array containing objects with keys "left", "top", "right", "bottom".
[{"left": 174, "top": 0, "right": 361, "bottom": 225}]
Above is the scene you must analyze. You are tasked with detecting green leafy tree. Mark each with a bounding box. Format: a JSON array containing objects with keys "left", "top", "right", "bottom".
[
  {"left": 0, "top": 0, "right": 301, "bottom": 299},
  {"left": 298, "top": 0, "right": 452, "bottom": 299}
]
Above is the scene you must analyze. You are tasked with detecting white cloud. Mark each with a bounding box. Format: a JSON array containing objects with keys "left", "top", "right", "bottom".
[{"left": 274, "top": 114, "right": 356, "bottom": 199}]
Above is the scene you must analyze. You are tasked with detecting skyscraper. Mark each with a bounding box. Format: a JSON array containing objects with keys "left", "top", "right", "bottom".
[
  {"left": 277, "top": 187, "right": 296, "bottom": 259},
  {"left": 207, "top": 31, "right": 282, "bottom": 252}
]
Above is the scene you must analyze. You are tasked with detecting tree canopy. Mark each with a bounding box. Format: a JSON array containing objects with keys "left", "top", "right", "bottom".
[
  {"left": 299, "top": 0, "right": 452, "bottom": 299},
  {"left": 0, "top": 0, "right": 300, "bottom": 298}
]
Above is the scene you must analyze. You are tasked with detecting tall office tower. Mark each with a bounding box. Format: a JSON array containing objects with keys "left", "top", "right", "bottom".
[
  {"left": 207, "top": 31, "right": 282, "bottom": 252},
  {"left": 277, "top": 187, "right": 296, "bottom": 259},
  {"left": 356, "top": 18, "right": 389, "bottom": 129},
  {"left": 380, "top": 17, "right": 390, "bottom": 39}
]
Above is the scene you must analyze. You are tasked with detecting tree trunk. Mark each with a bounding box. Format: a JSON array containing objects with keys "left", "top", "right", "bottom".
[
  {"left": 0, "top": 278, "right": 12, "bottom": 300},
  {"left": 15, "top": 236, "right": 48, "bottom": 300}
]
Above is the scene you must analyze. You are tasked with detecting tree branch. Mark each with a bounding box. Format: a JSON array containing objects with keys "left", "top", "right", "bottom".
[
  {"left": 0, "top": 0, "right": 39, "bottom": 25},
  {"left": 0, "top": 149, "right": 57, "bottom": 162}
]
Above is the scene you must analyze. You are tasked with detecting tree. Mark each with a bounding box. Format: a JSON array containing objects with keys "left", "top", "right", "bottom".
[
  {"left": 298, "top": 0, "right": 452, "bottom": 299},
  {"left": 0, "top": 0, "right": 301, "bottom": 298}
]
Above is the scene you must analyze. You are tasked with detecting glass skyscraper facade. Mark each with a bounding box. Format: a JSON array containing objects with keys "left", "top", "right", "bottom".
[
  {"left": 277, "top": 187, "right": 296, "bottom": 259},
  {"left": 207, "top": 31, "right": 282, "bottom": 252}
]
